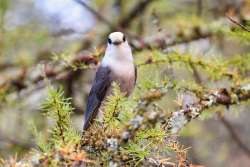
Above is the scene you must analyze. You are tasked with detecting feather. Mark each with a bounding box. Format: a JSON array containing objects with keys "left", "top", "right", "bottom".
[{"left": 83, "top": 66, "right": 112, "bottom": 130}]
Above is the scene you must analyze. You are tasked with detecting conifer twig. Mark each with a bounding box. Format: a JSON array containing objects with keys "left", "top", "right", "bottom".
[
  {"left": 56, "top": 106, "right": 65, "bottom": 144},
  {"left": 166, "top": 84, "right": 250, "bottom": 134}
]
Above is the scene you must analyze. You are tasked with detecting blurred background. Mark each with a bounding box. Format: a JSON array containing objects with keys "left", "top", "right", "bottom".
[{"left": 0, "top": 0, "right": 250, "bottom": 166}]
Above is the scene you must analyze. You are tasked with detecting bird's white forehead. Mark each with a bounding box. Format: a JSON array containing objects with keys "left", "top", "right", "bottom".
[{"left": 109, "top": 32, "right": 124, "bottom": 41}]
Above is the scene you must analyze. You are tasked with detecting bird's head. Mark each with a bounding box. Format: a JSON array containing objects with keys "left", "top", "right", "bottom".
[
  {"left": 107, "top": 32, "right": 127, "bottom": 46},
  {"left": 103, "top": 32, "right": 133, "bottom": 63}
]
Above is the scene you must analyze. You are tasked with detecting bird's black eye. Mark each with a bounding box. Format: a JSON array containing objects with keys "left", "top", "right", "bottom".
[
  {"left": 123, "top": 35, "right": 126, "bottom": 42},
  {"left": 108, "top": 38, "right": 112, "bottom": 44}
]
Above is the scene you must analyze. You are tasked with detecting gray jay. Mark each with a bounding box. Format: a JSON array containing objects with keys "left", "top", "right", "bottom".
[{"left": 83, "top": 32, "right": 137, "bottom": 130}]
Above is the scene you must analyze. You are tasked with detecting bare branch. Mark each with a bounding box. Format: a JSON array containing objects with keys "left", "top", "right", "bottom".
[
  {"left": 117, "top": 0, "right": 155, "bottom": 29},
  {"left": 131, "top": 31, "right": 212, "bottom": 51},
  {"left": 73, "top": 0, "right": 114, "bottom": 28}
]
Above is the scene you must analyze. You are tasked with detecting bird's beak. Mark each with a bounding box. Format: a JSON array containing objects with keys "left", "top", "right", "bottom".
[{"left": 112, "top": 40, "right": 122, "bottom": 45}]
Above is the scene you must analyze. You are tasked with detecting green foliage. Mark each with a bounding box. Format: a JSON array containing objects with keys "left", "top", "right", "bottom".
[
  {"left": 40, "top": 86, "right": 80, "bottom": 149},
  {"left": 173, "top": 79, "right": 204, "bottom": 96},
  {"left": 228, "top": 28, "right": 250, "bottom": 44},
  {"left": 226, "top": 53, "right": 250, "bottom": 75},
  {"left": 122, "top": 143, "right": 150, "bottom": 165},
  {"left": 103, "top": 82, "right": 126, "bottom": 128},
  {"left": 135, "top": 127, "right": 165, "bottom": 142},
  {"left": 137, "top": 50, "right": 246, "bottom": 84},
  {"left": 213, "top": 25, "right": 250, "bottom": 44},
  {"left": 30, "top": 121, "right": 50, "bottom": 153},
  {"left": 103, "top": 82, "right": 136, "bottom": 129},
  {"left": 120, "top": 122, "right": 167, "bottom": 165},
  {"left": 84, "top": 82, "right": 168, "bottom": 165},
  {"left": 2, "top": 1, "right": 250, "bottom": 166}
]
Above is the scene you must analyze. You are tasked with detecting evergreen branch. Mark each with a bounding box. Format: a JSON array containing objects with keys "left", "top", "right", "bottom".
[
  {"left": 42, "top": 87, "right": 75, "bottom": 147},
  {"left": 55, "top": 103, "right": 66, "bottom": 144},
  {"left": 0, "top": 31, "right": 213, "bottom": 96},
  {"left": 116, "top": 83, "right": 250, "bottom": 145},
  {"left": 0, "top": 53, "right": 99, "bottom": 95},
  {"left": 166, "top": 84, "right": 250, "bottom": 134},
  {"left": 104, "top": 97, "right": 120, "bottom": 127},
  {"left": 81, "top": 82, "right": 250, "bottom": 165},
  {"left": 137, "top": 52, "right": 241, "bottom": 82}
]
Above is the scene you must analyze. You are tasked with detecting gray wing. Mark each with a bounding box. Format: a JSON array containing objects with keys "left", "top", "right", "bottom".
[{"left": 83, "top": 66, "right": 112, "bottom": 130}]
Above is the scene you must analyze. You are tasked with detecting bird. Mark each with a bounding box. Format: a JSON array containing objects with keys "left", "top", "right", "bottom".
[{"left": 83, "top": 32, "right": 137, "bottom": 131}]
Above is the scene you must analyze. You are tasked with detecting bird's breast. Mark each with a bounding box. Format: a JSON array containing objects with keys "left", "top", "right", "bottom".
[
  {"left": 108, "top": 61, "right": 135, "bottom": 96},
  {"left": 112, "top": 73, "right": 135, "bottom": 95}
]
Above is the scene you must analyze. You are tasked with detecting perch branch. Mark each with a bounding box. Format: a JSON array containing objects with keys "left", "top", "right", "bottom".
[
  {"left": 166, "top": 84, "right": 250, "bottom": 133},
  {"left": 81, "top": 83, "right": 250, "bottom": 165},
  {"left": 0, "top": 30, "right": 213, "bottom": 95}
]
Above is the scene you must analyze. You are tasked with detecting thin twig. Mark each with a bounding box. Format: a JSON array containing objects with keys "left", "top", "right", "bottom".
[
  {"left": 226, "top": 15, "right": 250, "bottom": 32},
  {"left": 190, "top": 63, "right": 203, "bottom": 84},
  {"left": 117, "top": 0, "right": 155, "bottom": 29},
  {"left": 73, "top": 0, "right": 114, "bottom": 28}
]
